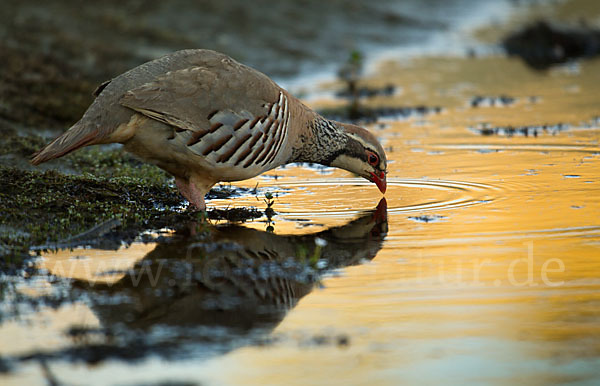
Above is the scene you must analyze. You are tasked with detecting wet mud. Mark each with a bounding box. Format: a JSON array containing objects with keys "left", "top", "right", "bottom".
[
  {"left": 469, "top": 95, "right": 516, "bottom": 108},
  {"left": 319, "top": 104, "right": 443, "bottom": 124},
  {"left": 470, "top": 122, "right": 570, "bottom": 137},
  {"left": 0, "top": 167, "right": 261, "bottom": 261},
  {"left": 503, "top": 20, "right": 600, "bottom": 70}
]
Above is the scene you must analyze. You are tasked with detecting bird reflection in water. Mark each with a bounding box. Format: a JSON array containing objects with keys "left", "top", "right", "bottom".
[{"left": 70, "top": 198, "right": 387, "bottom": 359}]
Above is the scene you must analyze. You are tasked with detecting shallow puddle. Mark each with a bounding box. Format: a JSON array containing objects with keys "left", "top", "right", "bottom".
[{"left": 2, "top": 53, "right": 600, "bottom": 385}]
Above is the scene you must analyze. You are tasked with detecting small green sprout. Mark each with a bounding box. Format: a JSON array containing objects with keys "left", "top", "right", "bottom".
[{"left": 263, "top": 192, "right": 276, "bottom": 232}]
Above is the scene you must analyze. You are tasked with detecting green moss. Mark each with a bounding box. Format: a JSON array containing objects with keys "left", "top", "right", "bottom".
[
  {"left": 64, "top": 146, "right": 172, "bottom": 185},
  {"left": 0, "top": 166, "right": 262, "bottom": 266},
  {"left": 0, "top": 166, "right": 176, "bottom": 249}
]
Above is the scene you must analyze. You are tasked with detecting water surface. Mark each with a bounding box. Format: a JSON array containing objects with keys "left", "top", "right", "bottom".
[{"left": 1, "top": 39, "right": 600, "bottom": 386}]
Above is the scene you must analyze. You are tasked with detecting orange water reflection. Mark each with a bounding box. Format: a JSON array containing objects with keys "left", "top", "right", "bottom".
[
  {"left": 200, "top": 56, "right": 600, "bottom": 385},
  {"left": 2, "top": 45, "right": 600, "bottom": 386}
]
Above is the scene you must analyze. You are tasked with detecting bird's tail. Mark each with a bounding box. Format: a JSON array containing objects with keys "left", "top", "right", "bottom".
[{"left": 30, "top": 121, "right": 100, "bottom": 165}]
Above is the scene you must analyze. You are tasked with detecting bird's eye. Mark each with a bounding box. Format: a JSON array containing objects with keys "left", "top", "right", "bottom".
[{"left": 367, "top": 152, "right": 379, "bottom": 166}]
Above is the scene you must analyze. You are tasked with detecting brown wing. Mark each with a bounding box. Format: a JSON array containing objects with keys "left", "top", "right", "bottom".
[
  {"left": 119, "top": 63, "right": 290, "bottom": 169},
  {"left": 119, "top": 56, "right": 281, "bottom": 131}
]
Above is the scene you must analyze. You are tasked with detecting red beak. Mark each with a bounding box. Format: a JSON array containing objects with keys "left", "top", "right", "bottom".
[{"left": 369, "top": 171, "right": 387, "bottom": 194}]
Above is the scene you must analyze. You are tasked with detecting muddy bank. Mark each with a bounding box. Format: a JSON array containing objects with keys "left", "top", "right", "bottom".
[
  {"left": 503, "top": 20, "right": 600, "bottom": 70},
  {"left": 0, "top": 166, "right": 262, "bottom": 263}
]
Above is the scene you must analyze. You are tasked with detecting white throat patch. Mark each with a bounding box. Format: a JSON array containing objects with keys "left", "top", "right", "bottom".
[{"left": 331, "top": 154, "right": 368, "bottom": 177}]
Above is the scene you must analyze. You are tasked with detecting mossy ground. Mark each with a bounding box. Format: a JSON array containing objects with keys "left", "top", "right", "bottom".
[{"left": 0, "top": 135, "right": 262, "bottom": 267}]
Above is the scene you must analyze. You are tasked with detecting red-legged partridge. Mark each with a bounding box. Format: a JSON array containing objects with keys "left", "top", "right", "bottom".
[{"left": 32, "top": 49, "right": 387, "bottom": 209}]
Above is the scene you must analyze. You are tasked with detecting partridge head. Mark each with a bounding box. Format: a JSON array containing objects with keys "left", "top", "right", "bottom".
[
  {"left": 31, "top": 49, "right": 387, "bottom": 209},
  {"left": 330, "top": 123, "right": 387, "bottom": 194}
]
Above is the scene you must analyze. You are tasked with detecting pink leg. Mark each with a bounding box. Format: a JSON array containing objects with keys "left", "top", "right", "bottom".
[
  {"left": 175, "top": 178, "right": 207, "bottom": 210},
  {"left": 175, "top": 178, "right": 192, "bottom": 203},
  {"left": 187, "top": 181, "right": 207, "bottom": 210}
]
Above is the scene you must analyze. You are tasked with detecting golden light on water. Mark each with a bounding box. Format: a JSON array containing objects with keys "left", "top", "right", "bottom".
[
  {"left": 38, "top": 243, "right": 154, "bottom": 284},
  {"left": 196, "top": 55, "right": 600, "bottom": 384},
  {"left": 3, "top": 32, "right": 600, "bottom": 386}
]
